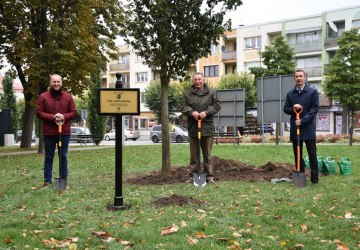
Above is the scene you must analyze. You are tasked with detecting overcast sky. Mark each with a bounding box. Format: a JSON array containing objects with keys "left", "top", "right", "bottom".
[{"left": 227, "top": 0, "right": 360, "bottom": 27}]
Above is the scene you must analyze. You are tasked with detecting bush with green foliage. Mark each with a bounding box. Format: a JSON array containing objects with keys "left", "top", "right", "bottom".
[{"left": 87, "top": 73, "right": 107, "bottom": 144}]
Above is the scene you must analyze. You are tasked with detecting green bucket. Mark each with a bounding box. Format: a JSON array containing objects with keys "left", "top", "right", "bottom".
[
  {"left": 324, "top": 156, "right": 336, "bottom": 174},
  {"left": 304, "top": 156, "right": 310, "bottom": 169},
  {"left": 338, "top": 158, "right": 352, "bottom": 176},
  {"left": 317, "top": 156, "right": 325, "bottom": 173}
]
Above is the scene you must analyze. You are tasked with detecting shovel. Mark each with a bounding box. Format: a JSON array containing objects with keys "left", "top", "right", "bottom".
[
  {"left": 193, "top": 117, "right": 206, "bottom": 187},
  {"left": 54, "top": 117, "right": 67, "bottom": 191},
  {"left": 292, "top": 105, "right": 307, "bottom": 188}
]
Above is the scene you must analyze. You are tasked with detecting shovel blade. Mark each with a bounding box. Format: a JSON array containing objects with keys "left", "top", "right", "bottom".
[
  {"left": 193, "top": 173, "right": 206, "bottom": 187},
  {"left": 54, "top": 178, "right": 67, "bottom": 191},
  {"left": 292, "top": 171, "right": 307, "bottom": 188}
]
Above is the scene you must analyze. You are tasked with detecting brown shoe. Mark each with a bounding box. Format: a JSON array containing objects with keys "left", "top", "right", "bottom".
[{"left": 43, "top": 181, "right": 52, "bottom": 187}]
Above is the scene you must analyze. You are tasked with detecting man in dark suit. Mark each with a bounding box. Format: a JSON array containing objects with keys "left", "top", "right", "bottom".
[{"left": 284, "top": 69, "right": 319, "bottom": 185}]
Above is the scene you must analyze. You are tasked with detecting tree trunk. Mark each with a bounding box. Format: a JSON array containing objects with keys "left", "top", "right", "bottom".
[
  {"left": 341, "top": 106, "right": 348, "bottom": 134},
  {"left": 38, "top": 120, "right": 45, "bottom": 154},
  {"left": 20, "top": 103, "right": 35, "bottom": 148},
  {"left": 349, "top": 107, "right": 354, "bottom": 146},
  {"left": 160, "top": 78, "right": 171, "bottom": 175}
]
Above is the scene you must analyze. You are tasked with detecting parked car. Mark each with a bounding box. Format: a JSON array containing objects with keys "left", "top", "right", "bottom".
[
  {"left": 70, "top": 127, "right": 91, "bottom": 142},
  {"left": 150, "top": 125, "right": 189, "bottom": 143},
  {"left": 16, "top": 130, "right": 36, "bottom": 143},
  {"left": 104, "top": 128, "right": 140, "bottom": 141}
]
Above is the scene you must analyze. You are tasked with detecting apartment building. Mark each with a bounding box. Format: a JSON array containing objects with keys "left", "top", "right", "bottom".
[
  {"left": 237, "top": 5, "right": 360, "bottom": 134},
  {"left": 197, "top": 29, "right": 237, "bottom": 85},
  {"left": 104, "top": 44, "right": 158, "bottom": 130},
  {"left": 104, "top": 5, "right": 360, "bottom": 132}
]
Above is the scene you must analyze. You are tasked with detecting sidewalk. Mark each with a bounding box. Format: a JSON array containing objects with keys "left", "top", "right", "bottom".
[{"left": 0, "top": 145, "right": 114, "bottom": 157}]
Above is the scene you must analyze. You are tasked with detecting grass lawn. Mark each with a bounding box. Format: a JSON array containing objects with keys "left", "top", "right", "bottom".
[{"left": 0, "top": 144, "right": 359, "bottom": 249}]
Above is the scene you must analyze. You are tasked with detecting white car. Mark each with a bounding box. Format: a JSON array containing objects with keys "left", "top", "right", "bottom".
[{"left": 104, "top": 128, "right": 140, "bottom": 141}]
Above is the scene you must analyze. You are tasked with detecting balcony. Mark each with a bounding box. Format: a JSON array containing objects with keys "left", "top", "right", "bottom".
[
  {"left": 291, "top": 40, "right": 322, "bottom": 54},
  {"left": 109, "top": 63, "right": 130, "bottom": 72},
  {"left": 221, "top": 51, "right": 237, "bottom": 61},
  {"left": 303, "top": 66, "right": 322, "bottom": 77},
  {"left": 324, "top": 37, "right": 338, "bottom": 48}
]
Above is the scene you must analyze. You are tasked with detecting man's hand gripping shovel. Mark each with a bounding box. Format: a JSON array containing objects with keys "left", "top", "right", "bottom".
[
  {"left": 193, "top": 117, "right": 207, "bottom": 187},
  {"left": 292, "top": 104, "right": 307, "bottom": 188},
  {"left": 54, "top": 116, "right": 67, "bottom": 191}
]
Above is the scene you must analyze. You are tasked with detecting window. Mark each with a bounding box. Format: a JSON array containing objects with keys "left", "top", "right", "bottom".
[
  {"left": 121, "top": 74, "right": 130, "bottom": 84},
  {"left": 245, "top": 36, "right": 261, "bottom": 48},
  {"left": 210, "top": 43, "right": 219, "bottom": 54},
  {"left": 204, "top": 65, "right": 219, "bottom": 77},
  {"left": 140, "top": 92, "right": 145, "bottom": 103},
  {"left": 244, "top": 62, "right": 260, "bottom": 72},
  {"left": 118, "top": 54, "right": 129, "bottom": 64},
  {"left": 353, "top": 20, "right": 360, "bottom": 28},
  {"left": 328, "top": 21, "right": 345, "bottom": 38},
  {"left": 295, "top": 31, "right": 320, "bottom": 43},
  {"left": 296, "top": 57, "right": 321, "bottom": 68},
  {"left": 136, "top": 72, "right": 148, "bottom": 82}
]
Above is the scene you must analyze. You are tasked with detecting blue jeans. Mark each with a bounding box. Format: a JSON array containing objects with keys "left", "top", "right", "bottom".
[{"left": 43, "top": 135, "right": 70, "bottom": 183}]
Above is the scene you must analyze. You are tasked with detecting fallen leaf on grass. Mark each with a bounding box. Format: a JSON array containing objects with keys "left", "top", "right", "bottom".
[
  {"left": 194, "top": 232, "right": 206, "bottom": 239},
  {"left": 232, "top": 232, "right": 243, "bottom": 238},
  {"left": 336, "top": 242, "right": 349, "bottom": 250},
  {"left": 300, "top": 224, "right": 308, "bottom": 233},
  {"left": 160, "top": 224, "right": 179, "bottom": 236},
  {"left": 92, "top": 231, "right": 112, "bottom": 238},
  {"left": 344, "top": 212, "right": 355, "bottom": 219},
  {"left": 186, "top": 235, "right": 198, "bottom": 245},
  {"left": 3, "top": 238, "right": 13, "bottom": 244},
  {"left": 197, "top": 209, "right": 206, "bottom": 213},
  {"left": 181, "top": 221, "right": 187, "bottom": 227},
  {"left": 217, "top": 238, "right": 229, "bottom": 242},
  {"left": 41, "top": 237, "right": 78, "bottom": 248},
  {"left": 229, "top": 241, "right": 242, "bottom": 249},
  {"left": 228, "top": 226, "right": 237, "bottom": 231},
  {"left": 294, "top": 243, "right": 305, "bottom": 247},
  {"left": 278, "top": 241, "right": 287, "bottom": 246},
  {"left": 332, "top": 214, "right": 343, "bottom": 220}
]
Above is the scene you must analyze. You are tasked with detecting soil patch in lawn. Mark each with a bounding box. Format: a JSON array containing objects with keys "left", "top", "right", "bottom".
[
  {"left": 126, "top": 156, "right": 303, "bottom": 185},
  {"left": 153, "top": 194, "right": 207, "bottom": 207}
]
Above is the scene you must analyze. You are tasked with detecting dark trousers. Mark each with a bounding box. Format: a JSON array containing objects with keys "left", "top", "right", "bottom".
[
  {"left": 189, "top": 136, "right": 213, "bottom": 176},
  {"left": 292, "top": 140, "right": 319, "bottom": 184},
  {"left": 43, "top": 135, "right": 70, "bottom": 183}
]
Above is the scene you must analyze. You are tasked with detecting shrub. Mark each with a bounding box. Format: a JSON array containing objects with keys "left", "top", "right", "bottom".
[
  {"left": 250, "top": 135, "right": 262, "bottom": 143},
  {"left": 316, "top": 135, "right": 325, "bottom": 143}
]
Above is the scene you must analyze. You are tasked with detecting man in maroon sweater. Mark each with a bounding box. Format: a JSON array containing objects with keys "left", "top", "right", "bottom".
[{"left": 36, "top": 74, "right": 77, "bottom": 187}]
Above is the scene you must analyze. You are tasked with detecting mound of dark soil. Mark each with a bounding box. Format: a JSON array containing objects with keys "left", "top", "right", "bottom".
[
  {"left": 126, "top": 156, "right": 299, "bottom": 185},
  {"left": 153, "top": 194, "right": 207, "bottom": 207}
]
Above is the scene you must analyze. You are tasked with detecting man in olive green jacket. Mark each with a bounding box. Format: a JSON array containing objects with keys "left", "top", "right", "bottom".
[{"left": 181, "top": 72, "right": 221, "bottom": 183}]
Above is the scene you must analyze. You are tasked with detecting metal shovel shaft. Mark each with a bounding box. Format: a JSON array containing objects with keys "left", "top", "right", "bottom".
[{"left": 193, "top": 117, "right": 206, "bottom": 187}]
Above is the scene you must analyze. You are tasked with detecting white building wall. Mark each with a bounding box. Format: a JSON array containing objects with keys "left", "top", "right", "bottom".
[{"left": 129, "top": 53, "right": 151, "bottom": 112}]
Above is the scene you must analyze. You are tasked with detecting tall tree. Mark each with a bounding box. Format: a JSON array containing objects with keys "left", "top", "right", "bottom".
[
  {"left": 324, "top": 28, "right": 360, "bottom": 145},
  {"left": 217, "top": 72, "right": 256, "bottom": 108},
  {"left": 87, "top": 73, "right": 107, "bottom": 145},
  {"left": 0, "top": 71, "right": 19, "bottom": 137},
  {"left": 122, "top": 0, "right": 242, "bottom": 174},
  {"left": 0, "top": 0, "right": 123, "bottom": 149}
]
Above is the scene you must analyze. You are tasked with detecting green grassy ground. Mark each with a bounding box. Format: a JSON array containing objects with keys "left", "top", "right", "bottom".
[{"left": 0, "top": 144, "right": 359, "bottom": 249}]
